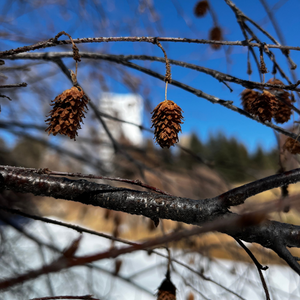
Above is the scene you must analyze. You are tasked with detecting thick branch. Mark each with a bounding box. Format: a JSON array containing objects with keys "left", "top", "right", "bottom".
[
  {"left": 217, "top": 168, "right": 300, "bottom": 206},
  {"left": 2, "top": 165, "right": 300, "bottom": 276}
]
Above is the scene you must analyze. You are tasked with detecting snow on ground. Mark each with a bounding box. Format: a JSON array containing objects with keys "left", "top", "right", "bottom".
[{"left": 1, "top": 218, "right": 300, "bottom": 300}]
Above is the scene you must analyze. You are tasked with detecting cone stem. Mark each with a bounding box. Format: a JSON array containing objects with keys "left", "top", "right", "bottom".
[{"left": 165, "top": 82, "right": 168, "bottom": 102}]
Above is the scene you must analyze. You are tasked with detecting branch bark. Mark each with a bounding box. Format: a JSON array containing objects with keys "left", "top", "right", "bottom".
[{"left": 1, "top": 166, "right": 300, "bottom": 275}]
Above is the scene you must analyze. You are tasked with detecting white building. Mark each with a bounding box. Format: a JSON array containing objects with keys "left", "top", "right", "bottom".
[{"left": 99, "top": 92, "right": 143, "bottom": 172}]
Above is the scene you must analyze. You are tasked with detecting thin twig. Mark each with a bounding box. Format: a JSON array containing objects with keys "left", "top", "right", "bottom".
[
  {"left": 37, "top": 168, "right": 172, "bottom": 195},
  {"left": 0, "top": 94, "right": 11, "bottom": 100},
  {"left": 29, "top": 296, "right": 99, "bottom": 300},
  {"left": 0, "top": 82, "right": 27, "bottom": 88},
  {"left": 0, "top": 211, "right": 268, "bottom": 291},
  {"left": 155, "top": 39, "right": 171, "bottom": 83},
  {"left": 0, "top": 206, "right": 242, "bottom": 298},
  {"left": 235, "top": 238, "right": 270, "bottom": 300},
  {"left": 8, "top": 52, "right": 300, "bottom": 93},
  {"left": 2, "top": 36, "right": 300, "bottom": 58}
]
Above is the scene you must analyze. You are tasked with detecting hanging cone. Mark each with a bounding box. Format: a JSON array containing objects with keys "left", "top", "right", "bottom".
[
  {"left": 157, "top": 271, "right": 176, "bottom": 300},
  {"left": 194, "top": 1, "right": 209, "bottom": 17},
  {"left": 186, "top": 292, "right": 195, "bottom": 300},
  {"left": 283, "top": 137, "right": 300, "bottom": 154},
  {"left": 240, "top": 89, "right": 260, "bottom": 113},
  {"left": 267, "top": 78, "right": 292, "bottom": 124},
  {"left": 250, "top": 90, "right": 277, "bottom": 123},
  {"left": 151, "top": 100, "right": 184, "bottom": 148},
  {"left": 45, "top": 86, "right": 89, "bottom": 140},
  {"left": 209, "top": 26, "right": 222, "bottom": 50}
]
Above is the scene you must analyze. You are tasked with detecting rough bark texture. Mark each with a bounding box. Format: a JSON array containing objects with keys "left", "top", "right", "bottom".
[{"left": 1, "top": 166, "right": 300, "bottom": 274}]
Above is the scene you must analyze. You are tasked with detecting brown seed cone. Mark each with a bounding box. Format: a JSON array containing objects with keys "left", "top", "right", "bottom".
[
  {"left": 283, "top": 137, "right": 300, "bottom": 154},
  {"left": 209, "top": 26, "right": 222, "bottom": 50},
  {"left": 267, "top": 78, "right": 292, "bottom": 124},
  {"left": 250, "top": 90, "right": 277, "bottom": 123},
  {"left": 45, "top": 86, "right": 89, "bottom": 140},
  {"left": 157, "top": 273, "right": 176, "bottom": 300},
  {"left": 151, "top": 100, "right": 184, "bottom": 148},
  {"left": 187, "top": 292, "right": 194, "bottom": 300},
  {"left": 240, "top": 89, "right": 260, "bottom": 113},
  {"left": 194, "top": 1, "right": 209, "bottom": 17}
]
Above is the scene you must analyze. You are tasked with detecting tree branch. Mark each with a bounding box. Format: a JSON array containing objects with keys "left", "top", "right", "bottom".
[
  {"left": 1, "top": 166, "right": 300, "bottom": 275},
  {"left": 1, "top": 36, "right": 300, "bottom": 58},
  {"left": 0, "top": 82, "right": 27, "bottom": 88}
]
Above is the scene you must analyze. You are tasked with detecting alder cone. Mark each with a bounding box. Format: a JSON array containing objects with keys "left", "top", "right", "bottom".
[
  {"left": 240, "top": 89, "right": 259, "bottom": 113},
  {"left": 151, "top": 100, "right": 184, "bottom": 148},
  {"left": 250, "top": 90, "right": 277, "bottom": 123},
  {"left": 187, "top": 292, "right": 194, "bottom": 300},
  {"left": 267, "top": 78, "right": 292, "bottom": 124},
  {"left": 283, "top": 137, "right": 300, "bottom": 154},
  {"left": 157, "top": 275, "right": 176, "bottom": 300},
  {"left": 194, "top": 1, "right": 209, "bottom": 17},
  {"left": 45, "top": 86, "right": 89, "bottom": 140},
  {"left": 209, "top": 26, "right": 222, "bottom": 50}
]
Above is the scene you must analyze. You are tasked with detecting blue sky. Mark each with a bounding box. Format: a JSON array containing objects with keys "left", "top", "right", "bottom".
[{"left": 1, "top": 0, "right": 300, "bottom": 153}]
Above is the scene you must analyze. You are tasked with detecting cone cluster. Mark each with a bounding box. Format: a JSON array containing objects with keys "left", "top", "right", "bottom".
[
  {"left": 194, "top": 1, "right": 209, "bottom": 17},
  {"left": 45, "top": 86, "right": 89, "bottom": 140},
  {"left": 151, "top": 100, "right": 184, "bottom": 148},
  {"left": 240, "top": 79, "right": 293, "bottom": 124}
]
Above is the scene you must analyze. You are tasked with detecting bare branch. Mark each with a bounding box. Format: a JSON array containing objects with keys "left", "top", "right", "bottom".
[
  {"left": 29, "top": 296, "right": 99, "bottom": 300},
  {"left": 1, "top": 36, "right": 300, "bottom": 58},
  {"left": 0, "top": 206, "right": 243, "bottom": 298},
  {"left": 0, "top": 210, "right": 267, "bottom": 290},
  {"left": 1, "top": 166, "right": 300, "bottom": 274},
  {"left": 0, "top": 82, "right": 27, "bottom": 88},
  {"left": 235, "top": 238, "right": 270, "bottom": 300}
]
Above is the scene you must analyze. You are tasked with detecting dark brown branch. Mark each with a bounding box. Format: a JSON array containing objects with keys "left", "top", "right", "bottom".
[
  {"left": 1, "top": 166, "right": 300, "bottom": 275},
  {"left": 217, "top": 168, "right": 300, "bottom": 206},
  {"left": 0, "top": 82, "right": 27, "bottom": 88},
  {"left": 29, "top": 296, "right": 99, "bottom": 300},
  {"left": 0, "top": 94, "right": 11, "bottom": 101},
  {"left": 235, "top": 238, "right": 270, "bottom": 300}
]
